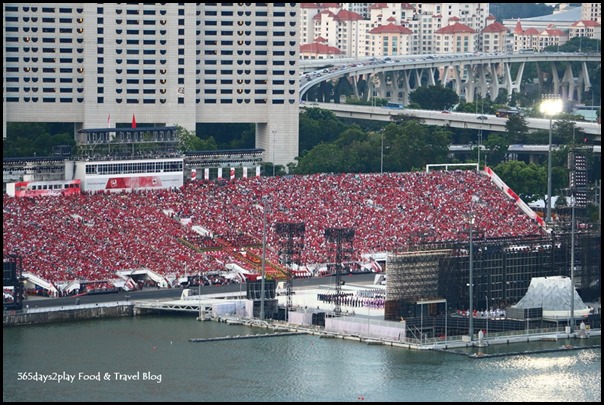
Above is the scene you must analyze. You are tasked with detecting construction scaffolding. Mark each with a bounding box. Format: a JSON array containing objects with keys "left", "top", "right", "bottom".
[
  {"left": 274, "top": 222, "right": 305, "bottom": 315},
  {"left": 384, "top": 233, "right": 600, "bottom": 322},
  {"left": 324, "top": 227, "right": 355, "bottom": 317}
]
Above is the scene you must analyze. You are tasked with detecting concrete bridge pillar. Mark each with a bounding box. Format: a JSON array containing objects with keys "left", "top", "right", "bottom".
[
  {"left": 413, "top": 68, "right": 423, "bottom": 90},
  {"left": 551, "top": 63, "right": 562, "bottom": 97},
  {"left": 488, "top": 64, "right": 501, "bottom": 102},
  {"left": 427, "top": 67, "right": 437, "bottom": 86},
  {"left": 562, "top": 64, "right": 577, "bottom": 102},
  {"left": 401, "top": 70, "right": 411, "bottom": 105},
  {"left": 377, "top": 71, "right": 388, "bottom": 99}
]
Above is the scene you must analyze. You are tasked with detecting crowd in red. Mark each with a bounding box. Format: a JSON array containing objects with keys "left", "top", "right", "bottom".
[{"left": 3, "top": 170, "right": 545, "bottom": 287}]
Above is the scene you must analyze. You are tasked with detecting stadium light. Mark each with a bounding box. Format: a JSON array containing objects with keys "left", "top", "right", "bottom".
[
  {"left": 468, "top": 194, "right": 480, "bottom": 341},
  {"left": 539, "top": 95, "right": 563, "bottom": 224},
  {"left": 380, "top": 130, "right": 384, "bottom": 174},
  {"left": 260, "top": 198, "right": 269, "bottom": 320},
  {"left": 271, "top": 130, "right": 277, "bottom": 177},
  {"left": 570, "top": 193, "right": 576, "bottom": 332}
]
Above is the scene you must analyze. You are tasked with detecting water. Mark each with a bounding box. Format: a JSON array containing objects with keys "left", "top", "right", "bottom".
[{"left": 3, "top": 315, "right": 601, "bottom": 402}]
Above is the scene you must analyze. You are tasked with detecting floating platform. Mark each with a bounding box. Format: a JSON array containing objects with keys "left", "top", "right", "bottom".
[
  {"left": 435, "top": 344, "right": 601, "bottom": 359},
  {"left": 189, "top": 331, "right": 306, "bottom": 343}
]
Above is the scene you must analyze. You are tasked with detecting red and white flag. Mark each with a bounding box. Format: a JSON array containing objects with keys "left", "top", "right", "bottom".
[
  {"left": 370, "top": 258, "right": 382, "bottom": 273},
  {"left": 107, "top": 114, "right": 111, "bottom": 128}
]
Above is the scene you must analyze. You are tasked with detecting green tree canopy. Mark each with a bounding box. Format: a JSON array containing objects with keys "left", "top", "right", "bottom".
[
  {"left": 294, "top": 142, "right": 345, "bottom": 174},
  {"left": 4, "top": 122, "right": 74, "bottom": 158},
  {"left": 505, "top": 114, "right": 530, "bottom": 144},
  {"left": 483, "top": 133, "right": 509, "bottom": 166},
  {"left": 492, "top": 160, "right": 546, "bottom": 202},
  {"left": 299, "top": 107, "right": 346, "bottom": 155},
  {"left": 408, "top": 85, "right": 459, "bottom": 111},
  {"left": 174, "top": 125, "right": 217, "bottom": 153}
]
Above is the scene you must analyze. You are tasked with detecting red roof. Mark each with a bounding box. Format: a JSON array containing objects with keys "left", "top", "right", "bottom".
[
  {"left": 449, "top": 16, "right": 460, "bottom": 22},
  {"left": 483, "top": 21, "right": 508, "bottom": 34},
  {"left": 369, "top": 3, "right": 389, "bottom": 10},
  {"left": 542, "top": 28, "right": 565, "bottom": 36},
  {"left": 571, "top": 20, "right": 601, "bottom": 27},
  {"left": 300, "top": 42, "right": 342, "bottom": 55},
  {"left": 369, "top": 23, "right": 413, "bottom": 35},
  {"left": 435, "top": 22, "right": 476, "bottom": 35},
  {"left": 524, "top": 28, "right": 540, "bottom": 35},
  {"left": 300, "top": 3, "right": 322, "bottom": 9},
  {"left": 514, "top": 20, "right": 523, "bottom": 34},
  {"left": 313, "top": 9, "right": 336, "bottom": 21},
  {"left": 334, "top": 9, "right": 364, "bottom": 21},
  {"left": 487, "top": 15, "right": 496, "bottom": 21}
]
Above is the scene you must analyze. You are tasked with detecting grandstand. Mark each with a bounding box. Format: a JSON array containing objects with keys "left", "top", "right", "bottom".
[
  {"left": 3, "top": 126, "right": 266, "bottom": 194},
  {"left": 3, "top": 169, "right": 600, "bottom": 308}
]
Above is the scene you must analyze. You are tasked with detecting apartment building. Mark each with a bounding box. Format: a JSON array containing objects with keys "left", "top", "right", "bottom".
[
  {"left": 301, "top": 3, "right": 600, "bottom": 59},
  {"left": 3, "top": 3, "right": 300, "bottom": 167},
  {"left": 581, "top": 3, "right": 601, "bottom": 24},
  {"left": 299, "top": 3, "right": 489, "bottom": 58}
]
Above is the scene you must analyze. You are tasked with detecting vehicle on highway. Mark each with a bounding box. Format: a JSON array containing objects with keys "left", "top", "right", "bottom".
[{"left": 385, "top": 102, "right": 404, "bottom": 109}]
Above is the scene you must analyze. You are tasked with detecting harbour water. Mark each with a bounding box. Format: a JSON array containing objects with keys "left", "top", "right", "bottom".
[{"left": 3, "top": 315, "right": 601, "bottom": 402}]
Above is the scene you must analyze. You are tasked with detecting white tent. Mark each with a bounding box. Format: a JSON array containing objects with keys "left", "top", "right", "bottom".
[{"left": 513, "top": 276, "right": 590, "bottom": 320}]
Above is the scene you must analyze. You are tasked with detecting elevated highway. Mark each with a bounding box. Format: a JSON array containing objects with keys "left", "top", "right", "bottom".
[
  {"left": 300, "top": 52, "right": 601, "bottom": 105},
  {"left": 301, "top": 102, "right": 601, "bottom": 138}
]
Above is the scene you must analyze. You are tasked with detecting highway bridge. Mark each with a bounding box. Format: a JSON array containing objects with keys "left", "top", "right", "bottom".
[
  {"left": 450, "top": 144, "right": 600, "bottom": 161},
  {"left": 299, "top": 51, "right": 601, "bottom": 105},
  {"left": 300, "top": 102, "right": 601, "bottom": 139}
]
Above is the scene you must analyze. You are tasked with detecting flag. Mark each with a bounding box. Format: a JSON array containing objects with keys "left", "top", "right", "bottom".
[
  {"left": 107, "top": 114, "right": 111, "bottom": 128},
  {"left": 131, "top": 114, "right": 136, "bottom": 128},
  {"left": 370, "top": 258, "right": 382, "bottom": 273}
]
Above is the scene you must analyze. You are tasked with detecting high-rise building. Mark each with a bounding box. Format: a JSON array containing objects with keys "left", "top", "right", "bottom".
[
  {"left": 298, "top": 3, "right": 490, "bottom": 58},
  {"left": 3, "top": 3, "right": 300, "bottom": 167},
  {"left": 581, "top": 3, "right": 601, "bottom": 24}
]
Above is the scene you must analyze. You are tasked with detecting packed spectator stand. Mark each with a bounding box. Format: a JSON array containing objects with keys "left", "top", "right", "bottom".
[{"left": 3, "top": 170, "right": 545, "bottom": 295}]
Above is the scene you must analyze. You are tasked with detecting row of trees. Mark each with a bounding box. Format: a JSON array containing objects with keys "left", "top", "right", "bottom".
[{"left": 293, "top": 107, "right": 600, "bottom": 209}]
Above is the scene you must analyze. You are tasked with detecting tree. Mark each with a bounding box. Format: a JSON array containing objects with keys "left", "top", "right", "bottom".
[
  {"left": 334, "top": 125, "right": 367, "bottom": 148},
  {"left": 293, "top": 142, "right": 344, "bottom": 175},
  {"left": 340, "top": 140, "right": 379, "bottom": 173},
  {"left": 492, "top": 160, "right": 546, "bottom": 202},
  {"left": 505, "top": 114, "right": 530, "bottom": 144},
  {"left": 299, "top": 107, "right": 346, "bottom": 154},
  {"left": 4, "top": 122, "right": 75, "bottom": 158},
  {"left": 408, "top": 85, "right": 459, "bottom": 111},
  {"left": 383, "top": 121, "right": 452, "bottom": 172},
  {"left": 174, "top": 125, "right": 217, "bottom": 152},
  {"left": 552, "top": 119, "right": 579, "bottom": 144},
  {"left": 483, "top": 133, "right": 509, "bottom": 166}
]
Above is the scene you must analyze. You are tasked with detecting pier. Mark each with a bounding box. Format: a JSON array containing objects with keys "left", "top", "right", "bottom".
[
  {"left": 189, "top": 331, "right": 307, "bottom": 343},
  {"left": 434, "top": 343, "right": 602, "bottom": 358}
]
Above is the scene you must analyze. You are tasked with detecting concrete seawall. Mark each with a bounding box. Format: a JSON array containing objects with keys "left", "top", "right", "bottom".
[{"left": 3, "top": 303, "right": 134, "bottom": 326}]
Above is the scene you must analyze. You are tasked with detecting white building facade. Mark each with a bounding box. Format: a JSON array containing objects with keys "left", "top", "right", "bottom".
[{"left": 3, "top": 3, "right": 300, "bottom": 167}]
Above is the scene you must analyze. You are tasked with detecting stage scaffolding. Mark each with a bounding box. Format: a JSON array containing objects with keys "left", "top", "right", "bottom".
[
  {"left": 384, "top": 233, "right": 600, "bottom": 322},
  {"left": 274, "top": 222, "right": 305, "bottom": 315},
  {"left": 324, "top": 227, "right": 355, "bottom": 317}
]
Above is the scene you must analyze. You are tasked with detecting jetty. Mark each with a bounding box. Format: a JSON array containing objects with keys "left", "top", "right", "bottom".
[
  {"left": 189, "top": 331, "right": 306, "bottom": 343},
  {"left": 433, "top": 343, "right": 601, "bottom": 358}
]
